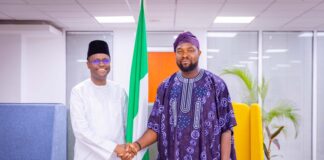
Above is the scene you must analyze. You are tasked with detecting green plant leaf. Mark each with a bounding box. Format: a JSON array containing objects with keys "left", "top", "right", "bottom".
[
  {"left": 263, "top": 101, "right": 300, "bottom": 138},
  {"left": 271, "top": 124, "right": 288, "bottom": 138},
  {"left": 263, "top": 142, "right": 270, "bottom": 160},
  {"left": 258, "top": 77, "right": 269, "bottom": 105},
  {"left": 222, "top": 67, "right": 257, "bottom": 104},
  {"left": 265, "top": 126, "right": 271, "bottom": 138},
  {"left": 271, "top": 126, "right": 284, "bottom": 140},
  {"left": 222, "top": 67, "right": 253, "bottom": 90},
  {"left": 222, "top": 67, "right": 301, "bottom": 159},
  {"left": 273, "top": 139, "right": 280, "bottom": 149}
]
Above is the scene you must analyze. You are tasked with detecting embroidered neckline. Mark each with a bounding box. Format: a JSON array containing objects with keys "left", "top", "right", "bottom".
[{"left": 176, "top": 69, "right": 204, "bottom": 83}]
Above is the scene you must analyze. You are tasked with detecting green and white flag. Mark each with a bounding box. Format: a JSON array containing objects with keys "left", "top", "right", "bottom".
[{"left": 126, "top": 0, "right": 149, "bottom": 159}]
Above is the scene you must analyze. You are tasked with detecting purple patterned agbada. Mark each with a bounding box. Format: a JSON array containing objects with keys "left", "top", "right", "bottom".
[{"left": 148, "top": 69, "right": 237, "bottom": 160}]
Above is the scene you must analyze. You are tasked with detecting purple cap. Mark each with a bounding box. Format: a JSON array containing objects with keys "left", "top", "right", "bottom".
[{"left": 173, "top": 31, "right": 200, "bottom": 52}]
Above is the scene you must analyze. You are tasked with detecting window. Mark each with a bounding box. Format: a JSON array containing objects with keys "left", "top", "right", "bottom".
[{"left": 207, "top": 31, "right": 258, "bottom": 103}]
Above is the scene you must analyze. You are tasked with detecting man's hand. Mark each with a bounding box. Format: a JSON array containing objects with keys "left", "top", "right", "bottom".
[
  {"left": 114, "top": 143, "right": 138, "bottom": 160},
  {"left": 127, "top": 142, "right": 141, "bottom": 155},
  {"left": 114, "top": 144, "right": 128, "bottom": 159},
  {"left": 119, "top": 142, "right": 140, "bottom": 160},
  {"left": 120, "top": 129, "right": 158, "bottom": 159}
]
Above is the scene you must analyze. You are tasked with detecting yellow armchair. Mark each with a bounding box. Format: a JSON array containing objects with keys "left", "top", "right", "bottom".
[{"left": 233, "top": 102, "right": 264, "bottom": 160}]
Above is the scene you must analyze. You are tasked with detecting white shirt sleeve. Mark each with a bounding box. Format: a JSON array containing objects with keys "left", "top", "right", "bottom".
[{"left": 70, "top": 88, "right": 117, "bottom": 159}]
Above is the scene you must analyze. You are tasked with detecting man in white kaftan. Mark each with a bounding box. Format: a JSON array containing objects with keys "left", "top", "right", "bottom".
[{"left": 70, "top": 40, "right": 128, "bottom": 160}]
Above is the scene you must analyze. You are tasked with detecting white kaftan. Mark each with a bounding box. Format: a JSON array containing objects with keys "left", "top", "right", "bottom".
[{"left": 70, "top": 79, "right": 127, "bottom": 160}]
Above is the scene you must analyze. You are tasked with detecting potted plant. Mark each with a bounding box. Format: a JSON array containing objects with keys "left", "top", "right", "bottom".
[{"left": 222, "top": 67, "right": 300, "bottom": 160}]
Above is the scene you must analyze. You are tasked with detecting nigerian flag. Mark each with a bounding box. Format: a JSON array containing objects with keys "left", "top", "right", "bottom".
[{"left": 126, "top": 0, "right": 149, "bottom": 160}]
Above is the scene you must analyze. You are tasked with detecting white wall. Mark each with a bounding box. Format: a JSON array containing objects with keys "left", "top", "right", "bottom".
[
  {"left": 112, "top": 29, "right": 136, "bottom": 94},
  {"left": 0, "top": 34, "right": 22, "bottom": 102},
  {"left": 0, "top": 25, "right": 66, "bottom": 104},
  {"left": 21, "top": 34, "right": 66, "bottom": 104}
]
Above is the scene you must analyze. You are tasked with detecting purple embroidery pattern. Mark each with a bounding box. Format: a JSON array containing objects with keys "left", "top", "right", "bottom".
[{"left": 147, "top": 70, "right": 237, "bottom": 159}]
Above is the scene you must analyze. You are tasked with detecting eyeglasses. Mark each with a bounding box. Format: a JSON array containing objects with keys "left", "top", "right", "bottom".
[{"left": 90, "top": 58, "right": 111, "bottom": 65}]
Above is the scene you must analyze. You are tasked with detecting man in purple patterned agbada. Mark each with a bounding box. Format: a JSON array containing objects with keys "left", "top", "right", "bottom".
[{"left": 124, "top": 31, "right": 237, "bottom": 160}]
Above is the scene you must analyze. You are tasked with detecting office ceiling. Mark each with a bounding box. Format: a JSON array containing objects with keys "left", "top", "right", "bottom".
[{"left": 0, "top": 0, "right": 324, "bottom": 31}]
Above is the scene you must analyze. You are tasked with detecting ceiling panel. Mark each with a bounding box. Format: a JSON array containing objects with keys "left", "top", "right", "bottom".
[
  {"left": 313, "top": 2, "right": 324, "bottom": 10},
  {"left": 64, "top": 25, "right": 103, "bottom": 31},
  {"left": 82, "top": 4, "right": 129, "bottom": 12},
  {"left": 0, "top": 0, "right": 26, "bottom": 4},
  {"left": 297, "top": 10, "right": 324, "bottom": 19},
  {"left": 89, "top": 11, "right": 133, "bottom": 17},
  {"left": 24, "top": 0, "right": 76, "bottom": 5},
  {"left": 259, "top": 10, "right": 306, "bottom": 18},
  {"left": 277, "top": 0, "right": 322, "bottom": 2},
  {"left": 316, "top": 23, "right": 324, "bottom": 29},
  {"left": 176, "top": 13, "right": 216, "bottom": 28},
  {"left": 210, "top": 23, "right": 249, "bottom": 29},
  {"left": 220, "top": 2, "right": 272, "bottom": 16},
  {"left": 147, "top": 3, "right": 174, "bottom": 11},
  {"left": 147, "top": 24, "right": 177, "bottom": 31},
  {"left": 32, "top": 4, "right": 84, "bottom": 12},
  {"left": 176, "top": 3, "right": 222, "bottom": 28},
  {"left": 247, "top": 18, "right": 292, "bottom": 30},
  {"left": 284, "top": 19, "right": 324, "bottom": 29},
  {"left": 3, "top": 11, "right": 51, "bottom": 20},
  {"left": 0, "top": 0, "right": 324, "bottom": 30},
  {"left": 177, "top": 0, "right": 224, "bottom": 4},
  {"left": 77, "top": 0, "right": 125, "bottom": 4},
  {"left": 0, "top": 12, "right": 10, "bottom": 19},
  {"left": 63, "top": 22, "right": 101, "bottom": 26},
  {"left": 46, "top": 11, "right": 91, "bottom": 18},
  {"left": 0, "top": 4, "right": 35, "bottom": 12},
  {"left": 58, "top": 17, "right": 97, "bottom": 23},
  {"left": 100, "top": 23, "right": 136, "bottom": 29},
  {"left": 267, "top": 1, "right": 318, "bottom": 11},
  {"left": 147, "top": 4, "right": 174, "bottom": 22}
]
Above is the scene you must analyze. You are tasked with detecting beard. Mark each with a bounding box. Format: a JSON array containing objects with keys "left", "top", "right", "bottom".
[{"left": 177, "top": 61, "right": 198, "bottom": 72}]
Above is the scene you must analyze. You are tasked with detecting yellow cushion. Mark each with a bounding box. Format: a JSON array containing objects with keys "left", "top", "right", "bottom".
[
  {"left": 233, "top": 102, "right": 264, "bottom": 160},
  {"left": 250, "top": 103, "right": 264, "bottom": 160}
]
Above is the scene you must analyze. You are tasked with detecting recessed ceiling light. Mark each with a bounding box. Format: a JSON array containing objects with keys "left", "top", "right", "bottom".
[
  {"left": 317, "top": 33, "right": 324, "bottom": 37},
  {"left": 207, "top": 32, "right": 237, "bottom": 38},
  {"left": 213, "top": 16, "right": 255, "bottom": 23},
  {"left": 298, "top": 32, "right": 313, "bottom": 37},
  {"left": 95, "top": 16, "right": 135, "bottom": 23},
  {"left": 265, "top": 49, "right": 288, "bottom": 53},
  {"left": 276, "top": 64, "right": 291, "bottom": 68},
  {"left": 299, "top": 32, "right": 324, "bottom": 37},
  {"left": 249, "top": 56, "right": 258, "bottom": 60},
  {"left": 248, "top": 51, "right": 258, "bottom": 54},
  {"left": 76, "top": 59, "right": 87, "bottom": 63},
  {"left": 207, "top": 49, "right": 220, "bottom": 53}
]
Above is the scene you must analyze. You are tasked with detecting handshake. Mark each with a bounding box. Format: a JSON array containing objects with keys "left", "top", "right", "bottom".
[{"left": 114, "top": 142, "right": 142, "bottom": 160}]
